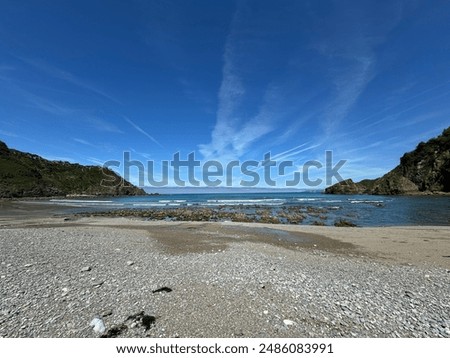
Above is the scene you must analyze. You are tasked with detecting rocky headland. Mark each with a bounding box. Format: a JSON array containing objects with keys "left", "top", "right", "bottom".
[
  {"left": 0, "top": 141, "right": 145, "bottom": 198},
  {"left": 325, "top": 127, "right": 450, "bottom": 195}
]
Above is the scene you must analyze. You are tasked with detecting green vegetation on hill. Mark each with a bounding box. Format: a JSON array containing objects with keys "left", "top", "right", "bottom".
[
  {"left": 0, "top": 141, "right": 146, "bottom": 198},
  {"left": 325, "top": 127, "right": 450, "bottom": 195}
]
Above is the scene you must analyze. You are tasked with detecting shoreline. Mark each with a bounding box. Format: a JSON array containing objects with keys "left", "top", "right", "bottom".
[
  {"left": 1, "top": 199, "right": 450, "bottom": 268},
  {"left": 2, "top": 197, "right": 450, "bottom": 228},
  {"left": 2, "top": 188, "right": 450, "bottom": 201}
]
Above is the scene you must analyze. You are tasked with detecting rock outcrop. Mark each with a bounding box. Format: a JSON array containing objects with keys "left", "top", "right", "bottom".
[
  {"left": 0, "top": 141, "right": 146, "bottom": 198},
  {"left": 325, "top": 127, "right": 450, "bottom": 195}
]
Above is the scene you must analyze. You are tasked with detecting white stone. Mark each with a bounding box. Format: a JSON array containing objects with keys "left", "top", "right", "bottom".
[
  {"left": 90, "top": 317, "right": 106, "bottom": 334},
  {"left": 283, "top": 319, "right": 296, "bottom": 326}
]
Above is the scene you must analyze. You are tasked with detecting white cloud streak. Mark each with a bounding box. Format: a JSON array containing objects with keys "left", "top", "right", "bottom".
[
  {"left": 17, "top": 56, "right": 120, "bottom": 104},
  {"left": 319, "top": 46, "right": 375, "bottom": 137},
  {"left": 88, "top": 117, "right": 124, "bottom": 134},
  {"left": 0, "top": 130, "right": 18, "bottom": 138},
  {"left": 271, "top": 143, "right": 310, "bottom": 161},
  {"left": 272, "top": 144, "right": 321, "bottom": 163},
  {"left": 0, "top": 65, "right": 15, "bottom": 72},
  {"left": 199, "top": 8, "right": 274, "bottom": 162},
  {"left": 24, "top": 92, "right": 74, "bottom": 116},
  {"left": 316, "top": 2, "right": 404, "bottom": 138},
  {"left": 124, "top": 116, "right": 163, "bottom": 148},
  {"left": 73, "top": 138, "right": 97, "bottom": 147}
]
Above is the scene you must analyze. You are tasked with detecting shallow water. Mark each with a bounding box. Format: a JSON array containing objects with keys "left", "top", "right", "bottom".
[{"left": 46, "top": 192, "right": 450, "bottom": 227}]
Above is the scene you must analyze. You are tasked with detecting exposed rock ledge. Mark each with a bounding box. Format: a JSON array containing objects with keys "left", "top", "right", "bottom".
[{"left": 325, "top": 127, "right": 450, "bottom": 195}]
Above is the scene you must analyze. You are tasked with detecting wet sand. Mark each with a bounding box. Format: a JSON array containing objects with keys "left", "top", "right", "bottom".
[{"left": 1, "top": 199, "right": 449, "bottom": 268}]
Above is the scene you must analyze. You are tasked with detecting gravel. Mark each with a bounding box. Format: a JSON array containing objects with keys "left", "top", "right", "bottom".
[{"left": 1, "top": 224, "right": 449, "bottom": 338}]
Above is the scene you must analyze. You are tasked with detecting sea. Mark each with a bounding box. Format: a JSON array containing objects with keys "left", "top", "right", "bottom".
[{"left": 46, "top": 190, "right": 450, "bottom": 227}]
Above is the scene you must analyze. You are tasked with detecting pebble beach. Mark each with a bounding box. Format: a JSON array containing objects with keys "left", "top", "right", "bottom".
[{"left": 1, "top": 201, "right": 449, "bottom": 338}]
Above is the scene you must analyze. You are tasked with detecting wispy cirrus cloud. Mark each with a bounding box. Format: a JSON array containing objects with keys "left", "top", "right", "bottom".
[
  {"left": 3, "top": 70, "right": 126, "bottom": 133},
  {"left": 271, "top": 143, "right": 322, "bottom": 163},
  {"left": 88, "top": 117, "right": 124, "bottom": 134},
  {"left": 315, "top": 32, "right": 376, "bottom": 138},
  {"left": 199, "top": 7, "right": 275, "bottom": 162},
  {"left": 0, "top": 64, "right": 15, "bottom": 73},
  {"left": 322, "top": 55, "right": 375, "bottom": 136},
  {"left": 24, "top": 91, "right": 75, "bottom": 116},
  {"left": 344, "top": 80, "right": 450, "bottom": 140},
  {"left": 16, "top": 56, "right": 120, "bottom": 104},
  {"left": 315, "top": 1, "right": 404, "bottom": 137},
  {"left": 73, "top": 138, "right": 95, "bottom": 147},
  {"left": 124, "top": 116, "right": 163, "bottom": 148},
  {"left": 0, "top": 129, "right": 18, "bottom": 138},
  {"left": 0, "top": 72, "right": 76, "bottom": 116}
]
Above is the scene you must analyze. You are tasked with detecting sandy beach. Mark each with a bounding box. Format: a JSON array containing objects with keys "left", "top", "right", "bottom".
[{"left": 0, "top": 200, "right": 449, "bottom": 338}]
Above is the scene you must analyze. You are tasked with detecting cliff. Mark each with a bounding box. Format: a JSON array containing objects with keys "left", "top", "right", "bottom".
[
  {"left": 325, "top": 126, "right": 450, "bottom": 195},
  {"left": 0, "top": 141, "right": 146, "bottom": 198}
]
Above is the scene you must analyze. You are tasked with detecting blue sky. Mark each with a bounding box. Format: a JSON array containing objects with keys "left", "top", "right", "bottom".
[{"left": 1, "top": 0, "right": 449, "bottom": 188}]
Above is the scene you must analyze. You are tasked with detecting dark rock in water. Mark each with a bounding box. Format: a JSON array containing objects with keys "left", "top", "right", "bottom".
[
  {"left": 152, "top": 287, "right": 172, "bottom": 294},
  {"left": 325, "top": 127, "right": 450, "bottom": 195},
  {"left": 334, "top": 219, "right": 357, "bottom": 227}
]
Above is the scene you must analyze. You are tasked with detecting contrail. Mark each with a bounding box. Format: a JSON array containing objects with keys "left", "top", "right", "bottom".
[{"left": 124, "top": 117, "right": 164, "bottom": 149}]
